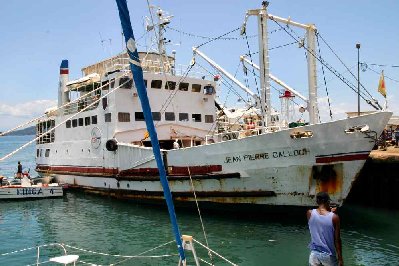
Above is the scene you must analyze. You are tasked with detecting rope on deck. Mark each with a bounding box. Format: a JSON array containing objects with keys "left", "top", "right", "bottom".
[{"left": 193, "top": 238, "right": 239, "bottom": 266}]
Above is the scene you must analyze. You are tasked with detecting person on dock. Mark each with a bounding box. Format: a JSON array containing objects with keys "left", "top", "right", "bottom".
[
  {"left": 394, "top": 125, "right": 399, "bottom": 147},
  {"left": 307, "top": 192, "right": 343, "bottom": 266},
  {"left": 379, "top": 129, "right": 387, "bottom": 151},
  {"left": 16, "top": 161, "right": 23, "bottom": 178}
]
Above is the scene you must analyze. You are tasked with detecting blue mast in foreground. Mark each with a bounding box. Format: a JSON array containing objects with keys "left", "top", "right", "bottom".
[{"left": 114, "top": 0, "right": 186, "bottom": 262}]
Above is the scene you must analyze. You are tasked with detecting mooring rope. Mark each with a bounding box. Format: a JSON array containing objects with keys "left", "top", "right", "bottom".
[
  {"left": 193, "top": 238, "right": 238, "bottom": 266},
  {"left": 178, "top": 141, "right": 214, "bottom": 265}
]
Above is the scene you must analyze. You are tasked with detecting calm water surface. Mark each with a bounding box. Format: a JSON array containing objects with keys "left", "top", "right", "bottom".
[{"left": 0, "top": 136, "right": 398, "bottom": 265}]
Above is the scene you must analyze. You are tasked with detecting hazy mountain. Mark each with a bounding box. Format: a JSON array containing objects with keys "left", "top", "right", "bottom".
[{"left": 1, "top": 126, "right": 35, "bottom": 136}]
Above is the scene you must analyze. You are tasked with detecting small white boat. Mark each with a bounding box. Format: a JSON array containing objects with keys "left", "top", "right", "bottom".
[{"left": 0, "top": 176, "right": 63, "bottom": 200}]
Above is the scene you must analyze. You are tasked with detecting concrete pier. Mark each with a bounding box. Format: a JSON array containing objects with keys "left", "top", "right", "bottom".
[{"left": 346, "top": 147, "right": 399, "bottom": 209}]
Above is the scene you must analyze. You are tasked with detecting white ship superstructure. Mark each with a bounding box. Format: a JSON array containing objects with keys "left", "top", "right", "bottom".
[{"left": 35, "top": 4, "right": 391, "bottom": 207}]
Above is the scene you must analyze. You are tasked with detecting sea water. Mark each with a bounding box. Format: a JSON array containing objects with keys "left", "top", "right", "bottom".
[{"left": 0, "top": 135, "right": 398, "bottom": 265}]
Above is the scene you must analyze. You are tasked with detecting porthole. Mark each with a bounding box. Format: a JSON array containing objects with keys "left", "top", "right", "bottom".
[{"left": 127, "top": 183, "right": 130, "bottom": 188}]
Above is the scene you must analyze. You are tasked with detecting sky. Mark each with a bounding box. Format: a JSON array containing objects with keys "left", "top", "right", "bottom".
[{"left": 0, "top": 0, "right": 398, "bottom": 131}]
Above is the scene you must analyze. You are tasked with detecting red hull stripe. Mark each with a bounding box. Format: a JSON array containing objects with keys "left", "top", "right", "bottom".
[
  {"left": 36, "top": 165, "right": 223, "bottom": 176},
  {"left": 60, "top": 69, "right": 69, "bottom": 74},
  {"left": 315, "top": 153, "right": 369, "bottom": 163}
]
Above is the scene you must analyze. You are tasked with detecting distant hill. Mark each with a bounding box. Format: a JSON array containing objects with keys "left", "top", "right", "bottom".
[{"left": 1, "top": 126, "right": 36, "bottom": 136}]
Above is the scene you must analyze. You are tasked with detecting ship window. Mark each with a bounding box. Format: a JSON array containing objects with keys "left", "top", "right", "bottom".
[
  {"left": 151, "top": 80, "right": 162, "bottom": 89},
  {"left": 36, "top": 149, "right": 39, "bottom": 158},
  {"left": 179, "top": 82, "right": 189, "bottom": 91},
  {"left": 165, "top": 112, "right": 175, "bottom": 121},
  {"left": 119, "top": 77, "right": 133, "bottom": 89},
  {"left": 101, "top": 80, "right": 109, "bottom": 89},
  {"left": 192, "top": 114, "right": 202, "bottom": 122},
  {"left": 40, "top": 149, "right": 43, "bottom": 157},
  {"left": 78, "top": 118, "right": 84, "bottom": 126},
  {"left": 118, "top": 112, "right": 131, "bottom": 122},
  {"left": 72, "top": 119, "right": 77, "bottom": 128},
  {"left": 66, "top": 120, "right": 71, "bottom": 128},
  {"left": 85, "top": 117, "right": 91, "bottom": 126},
  {"left": 179, "top": 113, "right": 189, "bottom": 122},
  {"left": 92, "top": 115, "right": 97, "bottom": 124},
  {"left": 205, "top": 115, "right": 214, "bottom": 123},
  {"left": 165, "top": 81, "right": 176, "bottom": 90},
  {"left": 45, "top": 149, "right": 50, "bottom": 157},
  {"left": 152, "top": 112, "right": 161, "bottom": 121},
  {"left": 192, "top": 84, "right": 201, "bottom": 92},
  {"left": 204, "top": 85, "right": 215, "bottom": 95},
  {"left": 135, "top": 112, "right": 145, "bottom": 121},
  {"left": 105, "top": 113, "right": 112, "bottom": 122},
  {"left": 102, "top": 97, "right": 108, "bottom": 110},
  {"left": 110, "top": 79, "right": 115, "bottom": 88}
]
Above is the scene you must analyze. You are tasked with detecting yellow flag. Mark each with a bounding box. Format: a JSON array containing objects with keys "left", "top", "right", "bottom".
[{"left": 378, "top": 71, "right": 386, "bottom": 98}]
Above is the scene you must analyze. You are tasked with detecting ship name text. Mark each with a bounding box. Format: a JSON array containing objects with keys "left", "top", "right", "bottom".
[
  {"left": 16, "top": 188, "right": 54, "bottom": 196},
  {"left": 224, "top": 148, "right": 310, "bottom": 164}
]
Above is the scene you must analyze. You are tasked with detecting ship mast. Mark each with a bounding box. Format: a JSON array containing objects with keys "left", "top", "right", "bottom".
[
  {"left": 242, "top": 2, "right": 271, "bottom": 129},
  {"left": 243, "top": 2, "right": 320, "bottom": 126},
  {"left": 267, "top": 14, "right": 319, "bottom": 124}
]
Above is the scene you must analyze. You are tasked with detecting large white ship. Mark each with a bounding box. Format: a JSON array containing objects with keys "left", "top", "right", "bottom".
[{"left": 35, "top": 3, "right": 391, "bottom": 207}]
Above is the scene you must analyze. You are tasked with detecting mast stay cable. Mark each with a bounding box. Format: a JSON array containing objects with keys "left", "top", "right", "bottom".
[
  {"left": 316, "top": 34, "right": 333, "bottom": 121},
  {"left": 270, "top": 18, "right": 381, "bottom": 110}
]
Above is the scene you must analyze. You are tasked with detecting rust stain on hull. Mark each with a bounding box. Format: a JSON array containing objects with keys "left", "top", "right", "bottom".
[{"left": 311, "top": 163, "right": 343, "bottom": 196}]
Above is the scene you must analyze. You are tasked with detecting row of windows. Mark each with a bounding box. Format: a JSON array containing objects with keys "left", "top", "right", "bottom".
[
  {"left": 66, "top": 115, "right": 97, "bottom": 128},
  {"left": 37, "top": 149, "right": 50, "bottom": 158},
  {"left": 107, "top": 77, "right": 206, "bottom": 93},
  {"left": 133, "top": 112, "right": 213, "bottom": 123},
  {"left": 65, "top": 112, "right": 214, "bottom": 129}
]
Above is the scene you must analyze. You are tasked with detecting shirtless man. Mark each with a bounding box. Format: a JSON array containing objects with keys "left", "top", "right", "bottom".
[{"left": 307, "top": 192, "right": 343, "bottom": 266}]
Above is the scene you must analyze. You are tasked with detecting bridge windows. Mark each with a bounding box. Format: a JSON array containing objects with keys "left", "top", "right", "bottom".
[
  {"left": 192, "top": 114, "right": 202, "bottom": 122},
  {"left": 151, "top": 80, "right": 162, "bottom": 89},
  {"left": 66, "top": 120, "right": 71, "bottom": 128},
  {"left": 92, "top": 115, "right": 97, "bottom": 124},
  {"left": 72, "top": 119, "right": 77, "bottom": 128},
  {"left": 135, "top": 112, "right": 145, "bottom": 121},
  {"left": 78, "top": 118, "right": 84, "bottom": 126},
  {"left": 152, "top": 112, "right": 161, "bottom": 121},
  {"left": 105, "top": 113, "right": 112, "bottom": 122},
  {"left": 179, "top": 113, "right": 189, "bottom": 122},
  {"left": 119, "top": 77, "right": 133, "bottom": 89},
  {"left": 179, "top": 82, "right": 189, "bottom": 91},
  {"left": 165, "top": 112, "right": 175, "bottom": 121},
  {"left": 165, "top": 81, "right": 176, "bottom": 90},
  {"left": 192, "top": 84, "right": 201, "bottom": 92},
  {"left": 205, "top": 115, "right": 214, "bottom": 123},
  {"left": 85, "top": 117, "right": 91, "bottom": 126},
  {"left": 118, "top": 112, "right": 131, "bottom": 122}
]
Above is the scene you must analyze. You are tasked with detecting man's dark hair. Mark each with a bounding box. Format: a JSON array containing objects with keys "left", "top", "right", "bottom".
[{"left": 316, "top": 191, "right": 331, "bottom": 205}]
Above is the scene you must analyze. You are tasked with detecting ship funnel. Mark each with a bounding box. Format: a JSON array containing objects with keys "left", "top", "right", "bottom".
[{"left": 58, "top": 59, "right": 70, "bottom": 108}]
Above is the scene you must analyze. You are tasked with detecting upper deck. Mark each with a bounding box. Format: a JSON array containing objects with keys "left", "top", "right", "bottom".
[{"left": 80, "top": 51, "right": 208, "bottom": 80}]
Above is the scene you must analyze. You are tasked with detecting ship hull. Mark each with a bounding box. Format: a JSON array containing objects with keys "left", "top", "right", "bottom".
[{"left": 36, "top": 112, "right": 391, "bottom": 207}]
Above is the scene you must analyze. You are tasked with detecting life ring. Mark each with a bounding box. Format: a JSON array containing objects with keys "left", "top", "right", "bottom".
[{"left": 106, "top": 139, "right": 118, "bottom": 151}]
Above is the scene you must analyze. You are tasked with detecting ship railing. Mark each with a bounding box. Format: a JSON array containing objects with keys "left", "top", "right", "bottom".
[
  {"left": 205, "top": 126, "right": 282, "bottom": 144},
  {"left": 104, "top": 57, "right": 212, "bottom": 80},
  {"left": 63, "top": 95, "right": 100, "bottom": 115}
]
